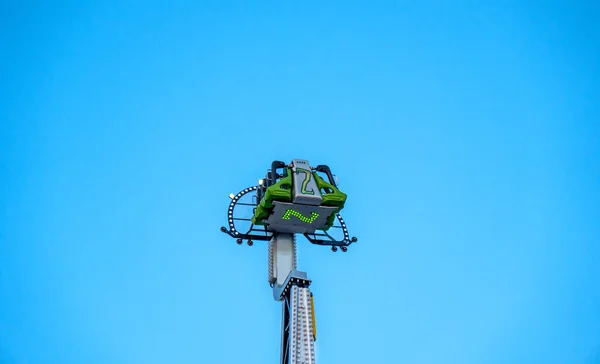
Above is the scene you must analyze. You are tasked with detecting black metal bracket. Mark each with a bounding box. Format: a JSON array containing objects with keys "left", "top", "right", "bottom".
[{"left": 314, "top": 164, "right": 337, "bottom": 187}]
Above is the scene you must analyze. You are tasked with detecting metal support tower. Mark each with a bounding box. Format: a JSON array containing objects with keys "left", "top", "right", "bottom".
[{"left": 269, "top": 233, "right": 316, "bottom": 364}]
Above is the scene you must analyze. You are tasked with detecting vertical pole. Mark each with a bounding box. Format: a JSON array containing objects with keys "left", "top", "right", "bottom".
[
  {"left": 280, "top": 285, "right": 316, "bottom": 364},
  {"left": 270, "top": 233, "right": 316, "bottom": 364},
  {"left": 268, "top": 233, "right": 297, "bottom": 292}
]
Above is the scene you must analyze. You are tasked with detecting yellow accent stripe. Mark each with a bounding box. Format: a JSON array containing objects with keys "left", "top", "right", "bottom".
[{"left": 310, "top": 293, "right": 317, "bottom": 341}]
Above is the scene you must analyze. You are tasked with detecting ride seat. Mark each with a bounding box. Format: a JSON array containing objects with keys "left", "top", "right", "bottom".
[
  {"left": 252, "top": 169, "right": 293, "bottom": 224},
  {"left": 252, "top": 169, "right": 348, "bottom": 231},
  {"left": 313, "top": 173, "right": 346, "bottom": 229}
]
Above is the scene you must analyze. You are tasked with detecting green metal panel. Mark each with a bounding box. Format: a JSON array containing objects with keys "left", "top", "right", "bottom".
[{"left": 313, "top": 173, "right": 346, "bottom": 207}]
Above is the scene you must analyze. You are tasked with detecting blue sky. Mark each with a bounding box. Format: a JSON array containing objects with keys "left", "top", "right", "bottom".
[{"left": 1, "top": 1, "right": 599, "bottom": 363}]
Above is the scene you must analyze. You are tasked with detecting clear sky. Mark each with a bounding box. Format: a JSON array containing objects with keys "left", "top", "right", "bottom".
[{"left": 1, "top": 1, "right": 599, "bottom": 363}]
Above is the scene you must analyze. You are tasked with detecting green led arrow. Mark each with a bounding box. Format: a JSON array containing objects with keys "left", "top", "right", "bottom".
[{"left": 282, "top": 209, "right": 320, "bottom": 223}]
